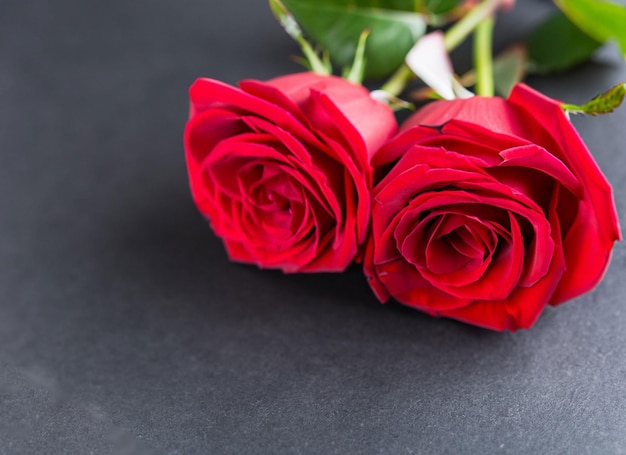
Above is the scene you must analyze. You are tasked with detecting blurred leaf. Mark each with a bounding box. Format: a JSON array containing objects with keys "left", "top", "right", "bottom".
[
  {"left": 299, "top": 0, "right": 419, "bottom": 11},
  {"left": 527, "top": 10, "right": 602, "bottom": 73},
  {"left": 562, "top": 82, "right": 626, "bottom": 115},
  {"left": 554, "top": 0, "right": 626, "bottom": 56},
  {"left": 423, "top": 0, "right": 460, "bottom": 14},
  {"left": 493, "top": 45, "right": 527, "bottom": 96},
  {"left": 282, "top": 0, "right": 427, "bottom": 79}
]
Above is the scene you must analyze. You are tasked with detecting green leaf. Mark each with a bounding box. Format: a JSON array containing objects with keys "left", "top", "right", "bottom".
[
  {"left": 281, "top": 0, "right": 427, "bottom": 79},
  {"left": 423, "top": 0, "right": 460, "bottom": 14},
  {"left": 493, "top": 45, "right": 527, "bottom": 97},
  {"left": 554, "top": 0, "right": 626, "bottom": 56},
  {"left": 527, "top": 10, "right": 602, "bottom": 73},
  {"left": 562, "top": 83, "right": 626, "bottom": 115},
  {"left": 284, "top": 0, "right": 419, "bottom": 12}
]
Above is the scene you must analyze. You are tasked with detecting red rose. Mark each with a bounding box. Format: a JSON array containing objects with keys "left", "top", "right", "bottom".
[
  {"left": 185, "top": 72, "right": 397, "bottom": 272},
  {"left": 365, "top": 84, "right": 621, "bottom": 331}
]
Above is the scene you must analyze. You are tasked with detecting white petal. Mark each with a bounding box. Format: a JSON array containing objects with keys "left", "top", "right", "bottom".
[{"left": 405, "top": 31, "right": 456, "bottom": 100}]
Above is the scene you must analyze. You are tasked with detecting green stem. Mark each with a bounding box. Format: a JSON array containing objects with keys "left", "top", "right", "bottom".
[
  {"left": 443, "top": 0, "right": 500, "bottom": 51},
  {"left": 380, "top": 64, "right": 414, "bottom": 97},
  {"left": 474, "top": 16, "right": 494, "bottom": 96},
  {"left": 379, "top": 0, "right": 502, "bottom": 97}
]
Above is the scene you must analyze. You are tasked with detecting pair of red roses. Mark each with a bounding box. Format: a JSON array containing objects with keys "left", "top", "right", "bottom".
[{"left": 184, "top": 72, "right": 620, "bottom": 331}]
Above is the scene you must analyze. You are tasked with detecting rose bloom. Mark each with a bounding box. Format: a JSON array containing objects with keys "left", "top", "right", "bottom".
[
  {"left": 185, "top": 72, "right": 397, "bottom": 272},
  {"left": 365, "top": 84, "right": 621, "bottom": 331}
]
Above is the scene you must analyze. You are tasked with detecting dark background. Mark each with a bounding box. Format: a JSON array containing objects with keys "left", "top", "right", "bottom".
[{"left": 1, "top": 1, "right": 625, "bottom": 453}]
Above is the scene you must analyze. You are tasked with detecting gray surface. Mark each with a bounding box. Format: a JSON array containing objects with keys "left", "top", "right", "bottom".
[{"left": 1, "top": 1, "right": 626, "bottom": 454}]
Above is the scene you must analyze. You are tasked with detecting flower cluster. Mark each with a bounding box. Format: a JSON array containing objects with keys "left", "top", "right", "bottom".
[{"left": 184, "top": 0, "right": 623, "bottom": 331}]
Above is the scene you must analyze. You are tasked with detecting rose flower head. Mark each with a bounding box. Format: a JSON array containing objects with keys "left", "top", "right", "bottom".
[
  {"left": 185, "top": 72, "right": 397, "bottom": 272},
  {"left": 365, "top": 84, "right": 621, "bottom": 331}
]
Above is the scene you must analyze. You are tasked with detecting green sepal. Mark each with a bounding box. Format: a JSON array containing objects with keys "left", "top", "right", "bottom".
[
  {"left": 345, "top": 29, "right": 370, "bottom": 84},
  {"left": 562, "top": 83, "right": 626, "bottom": 116}
]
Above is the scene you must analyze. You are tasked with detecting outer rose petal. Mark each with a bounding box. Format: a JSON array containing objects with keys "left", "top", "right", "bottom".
[
  {"left": 266, "top": 73, "right": 397, "bottom": 159},
  {"left": 507, "top": 84, "right": 621, "bottom": 303}
]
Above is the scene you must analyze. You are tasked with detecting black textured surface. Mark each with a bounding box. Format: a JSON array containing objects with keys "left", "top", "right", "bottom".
[{"left": 1, "top": 1, "right": 626, "bottom": 453}]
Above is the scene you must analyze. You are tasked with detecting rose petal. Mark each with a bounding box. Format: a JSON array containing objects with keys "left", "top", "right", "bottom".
[
  {"left": 400, "top": 96, "right": 526, "bottom": 139},
  {"left": 405, "top": 31, "right": 458, "bottom": 101},
  {"left": 374, "top": 258, "right": 474, "bottom": 311},
  {"left": 266, "top": 73, "right": 397, "bottom": 156},
  {"left": 508, "top": 84, "right": 621, "bottom": 301},
  {"left": 498, "top": 144, "right": 581, "bottom": 197},
  {"left": 189, "top": 78, "right": 324, "bottom": 149}
]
